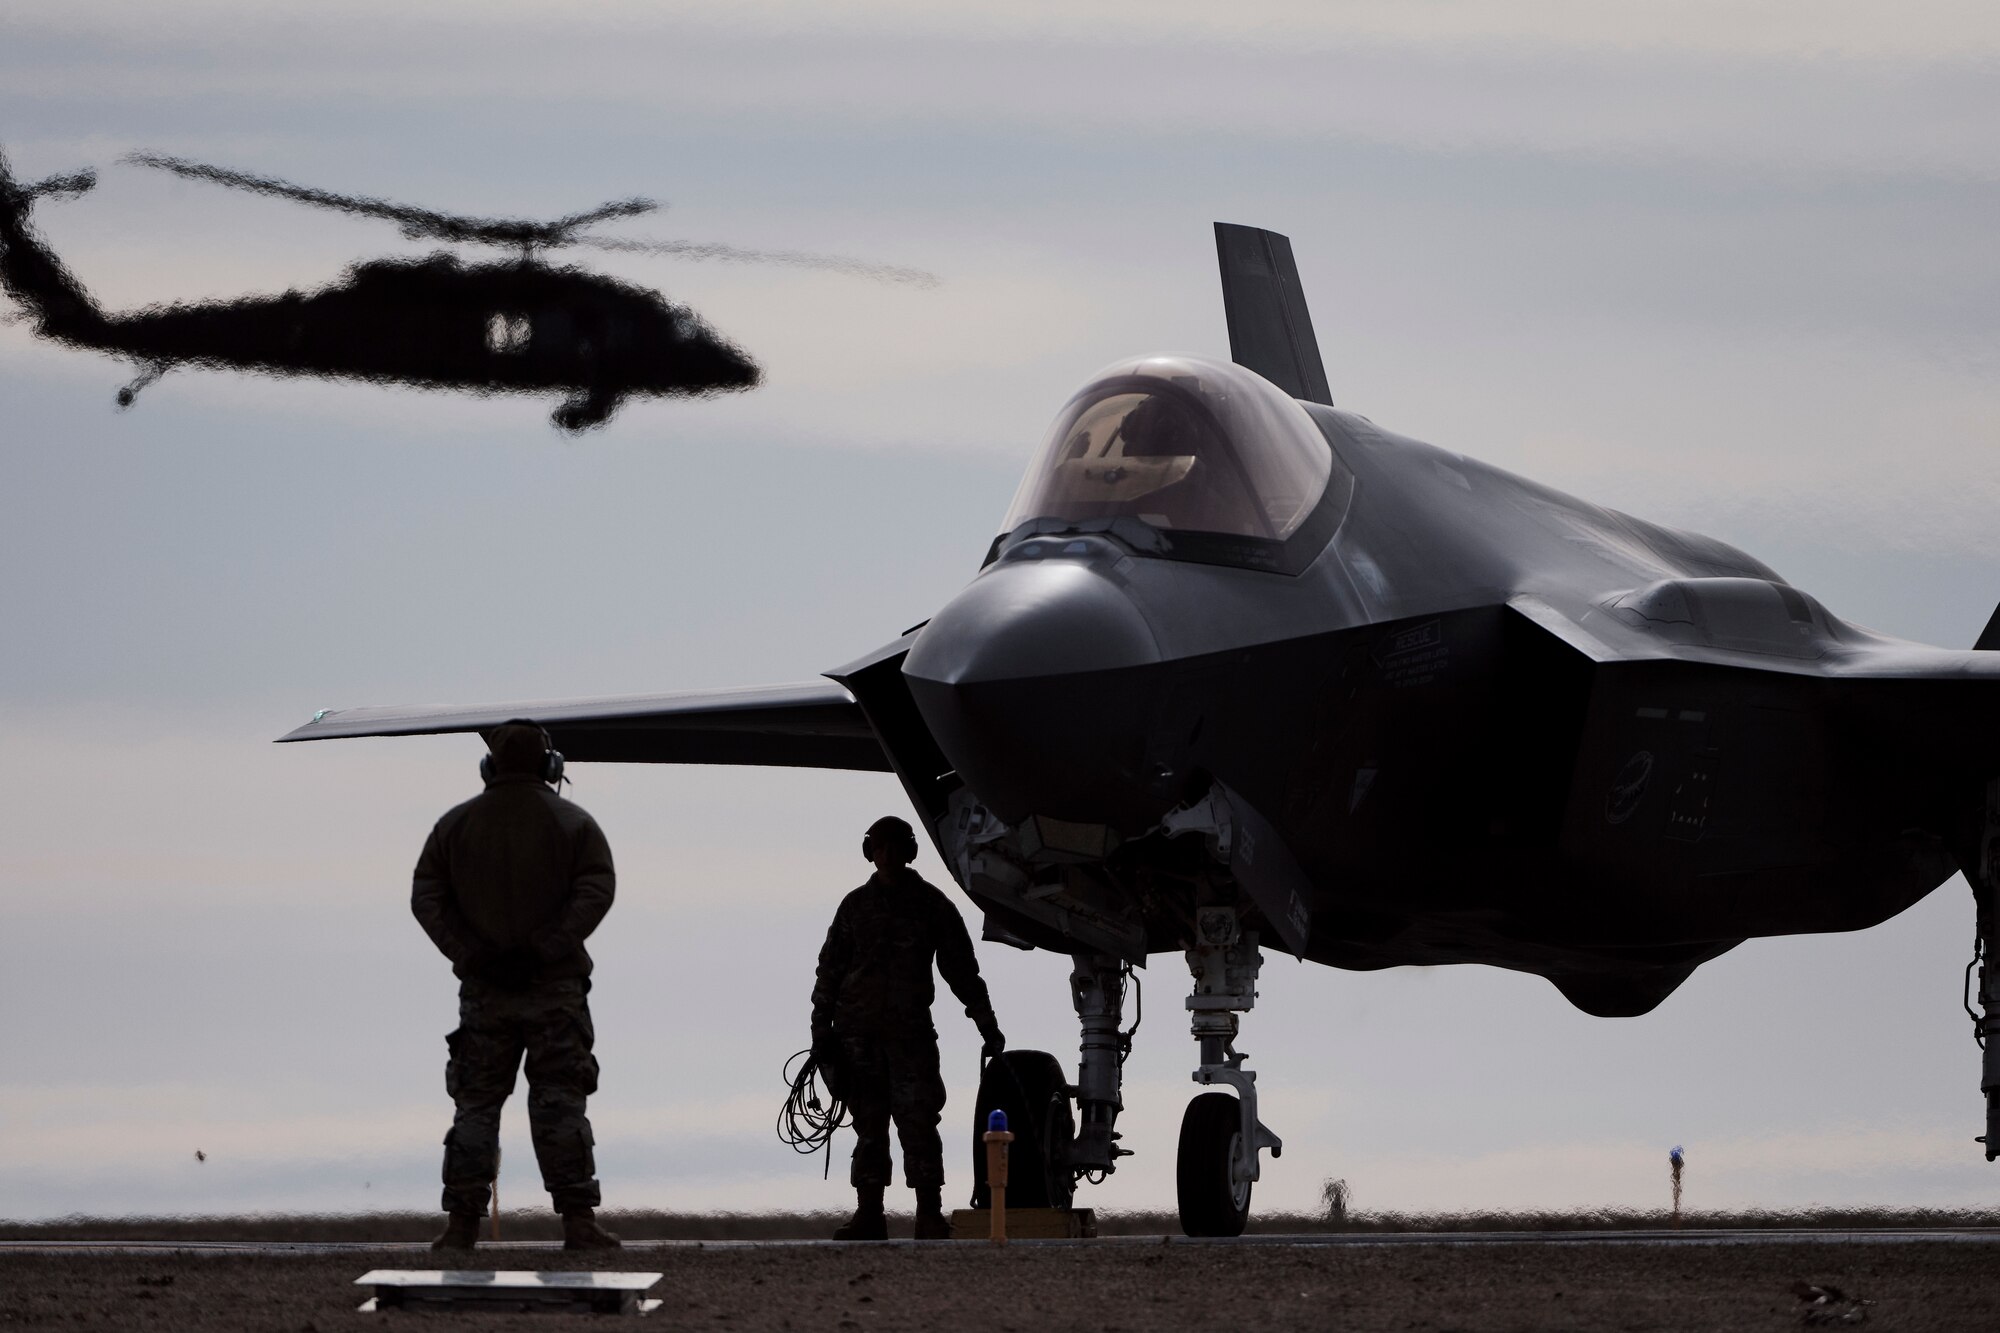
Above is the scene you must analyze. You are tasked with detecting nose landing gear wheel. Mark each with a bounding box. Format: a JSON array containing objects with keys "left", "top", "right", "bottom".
[{"left": 1176, "top": 1091, "right": 1251, "bottom": 1237}]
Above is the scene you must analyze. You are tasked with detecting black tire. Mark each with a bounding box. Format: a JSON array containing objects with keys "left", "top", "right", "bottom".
[
  {"left": 970, "top": 1050, "right": 1076, "bottom": 1210},
  {"left": 1177, "top": 1091, "right": 1251, "bottom": 1237}
]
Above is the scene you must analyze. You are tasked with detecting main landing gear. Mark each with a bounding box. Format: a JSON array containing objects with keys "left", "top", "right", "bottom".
[
  {"left": 1178, "top": 905, "right": 1281, "bottom": 1236},
  {"left": 1971, "top": 781, "right": 2000, "bottom": 1160}
]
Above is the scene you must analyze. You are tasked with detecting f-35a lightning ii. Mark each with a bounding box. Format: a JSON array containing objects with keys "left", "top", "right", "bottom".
[{"left": 283, "top": 223, "right": 2000, "bottom": 1236}]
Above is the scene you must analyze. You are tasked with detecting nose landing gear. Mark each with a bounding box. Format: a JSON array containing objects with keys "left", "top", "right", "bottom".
[
  {"left": 1068, "top": 952, "right": 1134, "bottom": 1179},
  {"left": 1179, "top": 906, "right": 1281, "bottom": 1236}
]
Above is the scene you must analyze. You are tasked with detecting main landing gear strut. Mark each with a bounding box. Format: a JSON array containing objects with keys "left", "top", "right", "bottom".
[
  {"left": 1179, "top": 905, "right": 1281, "bottom": 1237},
  {"left": 1972, "top": 781, "right": 2000, "bottom": 1160}
]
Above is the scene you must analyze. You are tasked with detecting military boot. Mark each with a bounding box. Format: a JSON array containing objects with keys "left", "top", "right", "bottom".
[
  {"left": 562, "top": 1209, "right": 623, "bottom": 1250},
  {"left": 833, "top": 1185, "right": 888, "bottom": 1241},
  {"left": 913, "top": 1186, "right": 952, "bottom": 1240},
  {"left": 429, "top": 1212, "right": 482, "bottom": 1250}
]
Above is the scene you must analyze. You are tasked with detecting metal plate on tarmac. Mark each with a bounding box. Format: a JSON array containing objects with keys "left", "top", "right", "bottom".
[{"left": 355, "top": 1270, "right": 664, "bottom": 1315}]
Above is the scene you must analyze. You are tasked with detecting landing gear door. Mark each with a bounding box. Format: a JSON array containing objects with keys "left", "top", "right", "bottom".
[{"left": 1166, "top": 781, "right": 1313, "bottom": 956}]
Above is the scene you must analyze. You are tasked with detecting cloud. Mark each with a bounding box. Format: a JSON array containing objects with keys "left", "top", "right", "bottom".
[
  {"left": 8, "top": 7, "right": 2000, "bottom": 179},
  {"left": 20, "top": 1, "right": 2000, "bottom": 63}
]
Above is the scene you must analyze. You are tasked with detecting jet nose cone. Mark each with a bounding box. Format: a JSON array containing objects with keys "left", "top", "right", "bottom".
[
  {"left": 905, "top": 559, "right": 1160, "bottom": 687},
  {"left": 905, "top": 558, "right": 1167, "bottom": 830}
]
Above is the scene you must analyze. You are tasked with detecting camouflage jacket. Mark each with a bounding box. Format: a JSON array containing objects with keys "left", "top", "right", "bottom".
[
  {"left": 411, "top": 775, "right": 615, "bottom": 985},
  {"left": 811, "top": 867, "right": 997, "bottom": 1043}
]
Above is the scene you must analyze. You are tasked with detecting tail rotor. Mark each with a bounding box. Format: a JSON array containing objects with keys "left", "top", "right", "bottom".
[
  {"left": 0, "top": 145, "right": 108, "bottom": 338},
  {"left": 0, "top": 148, "right": 97, "bottom": 211}
]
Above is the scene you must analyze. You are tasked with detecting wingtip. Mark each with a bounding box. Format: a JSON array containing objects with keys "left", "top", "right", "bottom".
[{"left": 273, "top": 707, "right": 335, "bottom": 743}]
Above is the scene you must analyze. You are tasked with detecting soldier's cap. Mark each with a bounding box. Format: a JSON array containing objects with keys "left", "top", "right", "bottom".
[{"left": 485, "top": 720, "right": 551, "bottom": 776}]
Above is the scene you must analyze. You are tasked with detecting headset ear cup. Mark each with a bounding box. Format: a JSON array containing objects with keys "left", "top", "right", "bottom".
[
  {"left": 901, "top": 830, "right": 919, "bottom": 862},
  {"left": 861, "top": 836, "right": 874, "bottom": 862},
  {"left": 479, "top": 754, "right": 495, "bottom": 784},
  {"left": 544, "top": 750, "right": 565, "bottom": 785}
]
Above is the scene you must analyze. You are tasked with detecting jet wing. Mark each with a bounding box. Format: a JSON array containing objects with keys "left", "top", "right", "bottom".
[{"left": 276, "top": 680, "right": 890, "bottom": 771}]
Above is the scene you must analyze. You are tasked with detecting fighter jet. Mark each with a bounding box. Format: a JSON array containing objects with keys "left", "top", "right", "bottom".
[{"left": 282, "top": 224, "right": 2000, "bottom": 1235}]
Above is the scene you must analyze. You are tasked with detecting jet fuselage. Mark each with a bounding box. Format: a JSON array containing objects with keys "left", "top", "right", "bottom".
[{"left": 893, "top": 372, "right": 1964, "bottom": 1016}]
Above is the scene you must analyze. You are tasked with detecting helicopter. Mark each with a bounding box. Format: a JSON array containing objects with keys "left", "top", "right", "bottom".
[{"left": 0, "top": 148, "right": 934, "bottom": 431}]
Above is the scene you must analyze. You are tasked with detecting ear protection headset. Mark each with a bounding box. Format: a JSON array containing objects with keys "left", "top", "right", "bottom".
[
  {"left": 861, "top": 816, "right": 920, "bottom": 864},
  {"left": 479, "top": 720, "right": 566, "bottom": 787}
]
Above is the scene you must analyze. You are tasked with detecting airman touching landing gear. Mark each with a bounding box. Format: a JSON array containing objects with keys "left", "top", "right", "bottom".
[{"left": 812, "top": 816, "right": 1006, "bottom": 1241}]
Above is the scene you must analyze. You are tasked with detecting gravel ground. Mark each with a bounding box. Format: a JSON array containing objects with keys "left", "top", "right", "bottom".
[{"left": 5, "top": 1238, "right": 1999, "bottom": 1332}]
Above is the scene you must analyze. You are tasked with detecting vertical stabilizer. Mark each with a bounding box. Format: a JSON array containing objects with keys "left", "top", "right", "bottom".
[
  {"left": 1213, "top": 222, "right": 1331, "bottom": 406},
  {"left": 1975, "top": 602, "right": 2000, "bottom": 651}
]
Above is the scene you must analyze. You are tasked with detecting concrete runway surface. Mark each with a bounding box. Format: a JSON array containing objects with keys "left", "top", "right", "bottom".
[
  {"left": 5, "top": 1232, "right": 2000, "bottom": 1330},
  {"left": 5, "top": 1227, "right": 2000, "bottom": 1254}
]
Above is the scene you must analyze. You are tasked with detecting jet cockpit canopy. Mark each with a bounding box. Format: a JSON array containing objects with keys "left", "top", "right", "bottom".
[{"left": 1000, "top": 355, "right": 1334, "bottom": 545}]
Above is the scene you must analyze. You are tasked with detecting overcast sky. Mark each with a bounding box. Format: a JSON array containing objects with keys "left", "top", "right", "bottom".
[{"left": 4, "top": 2, "right": 2000, "bottom": 1223}]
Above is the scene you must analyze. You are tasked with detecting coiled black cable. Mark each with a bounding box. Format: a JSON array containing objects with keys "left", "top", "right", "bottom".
[{"left": 776, "top": 1048, "right": 849, "bottom": 1178}]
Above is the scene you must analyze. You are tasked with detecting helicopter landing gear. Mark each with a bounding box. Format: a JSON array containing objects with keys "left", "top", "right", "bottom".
[
  {"left": 114, "top": 361, "right": 165, "bottom": 409},
  {"left": 1178, "top": 906, "right": 1280, "bottom": 1237},
  {"left": 551, "top": 387, "right": 620, "bottom": 432}
]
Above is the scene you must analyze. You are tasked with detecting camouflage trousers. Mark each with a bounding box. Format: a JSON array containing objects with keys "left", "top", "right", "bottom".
[
  {"left": 840, "top": 1033, "right": 947, "bottom": 1189},
  {"left": 440, "top": 976, "right": 601, "bottom": 1216}
]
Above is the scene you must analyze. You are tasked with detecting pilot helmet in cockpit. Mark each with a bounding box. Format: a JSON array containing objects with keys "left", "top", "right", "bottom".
[
  {"left": 1116, "top": 393, "right": 1207, "bottom": 459},
  {"left": 1002, "top": 355, "right": 1334, "bottom": 545}
]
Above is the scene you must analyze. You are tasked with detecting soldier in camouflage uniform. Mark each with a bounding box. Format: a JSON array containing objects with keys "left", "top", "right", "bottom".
[
  {"left": 811, "top": 815, "right": 1005, "bottom": 1240},
  {"left": 412, "top": 721, "right": 621, "bottom": 1251}
]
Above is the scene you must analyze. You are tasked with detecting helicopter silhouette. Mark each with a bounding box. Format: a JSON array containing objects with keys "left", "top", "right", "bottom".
[{"left": 0, "top": 148, "right": 935, "bottom": 431}]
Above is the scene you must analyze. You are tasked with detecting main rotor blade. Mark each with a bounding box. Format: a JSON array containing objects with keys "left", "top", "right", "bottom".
[
  {"left": 125, "top": 152, "right": 654, "bottom": 247},
  {"left": 127, "top": 152, "right": 453, "bottom": 232},
  {"left": 27, "top": 169, "right": 98, "bottom": 201},
  {"left": 550, "top": 198, "right": 660, "bottom": 233},
  {"left": 579, "top": 235, "right": 940, "bottom": 287}
]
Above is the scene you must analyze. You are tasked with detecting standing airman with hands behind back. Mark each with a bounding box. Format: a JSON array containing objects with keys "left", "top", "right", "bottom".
[{"left": 411, "top": 720, "right": 622, "bottom": 1252}]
